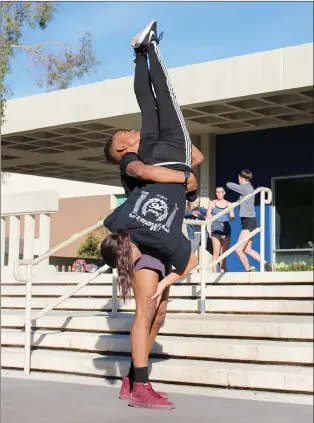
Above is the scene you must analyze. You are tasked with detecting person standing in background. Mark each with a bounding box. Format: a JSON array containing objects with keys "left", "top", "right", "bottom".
[
  {"left": 206, "top": 187, "right": 234, "bottom": 273},
  {"left": 185, "top": 198, "right": 208, "bottom": 253},
  {"left": 226, "top": 169, "right": 273, "bottom": 272}
]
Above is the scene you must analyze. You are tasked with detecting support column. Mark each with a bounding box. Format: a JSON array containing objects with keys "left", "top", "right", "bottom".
[
  {"left": 200, "top": 133, "right": 216, "bottom": 207},
  {"left": 110, "top": 195, "right": 117, "bottom": 211},
  {"left": 200, "top": 133, "right": 216, "bottom": 273},
  {"left": 37, "top": 214, "right": 51, "bottom": 269}
]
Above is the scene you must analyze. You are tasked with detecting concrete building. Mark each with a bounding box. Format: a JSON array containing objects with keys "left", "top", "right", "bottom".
[
  {"left": 2, "top": 43, "right": 313, "bottom": 271},
  {"left": 1, "top": 173, "right": 124, "bottom": 198},
  {"left": 2, "top": 194, "right": 111, "bottom": 269}
]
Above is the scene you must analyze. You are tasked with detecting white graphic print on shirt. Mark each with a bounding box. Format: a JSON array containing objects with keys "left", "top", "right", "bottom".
[
  {"left": 129, "top": 192, "right": 178, "bottom": 233},
  {"left": 142, "top": 197, "right": 168, "bottom": 222}
]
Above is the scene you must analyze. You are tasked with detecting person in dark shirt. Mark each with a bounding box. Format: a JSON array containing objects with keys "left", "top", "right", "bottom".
[
  {"left": 101, "top": 21, "right": 201, "bottom": 409},
  {"left": 103, "top": 31, "right": 197, "bottom": 405},
  {"left": 103, "top": 35, "right": 203, "bottom": 200}
]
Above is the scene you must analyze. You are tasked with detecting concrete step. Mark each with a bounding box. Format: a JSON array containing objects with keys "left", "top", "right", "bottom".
[
  {"left": 2, "top": 330, "right": 312, "bottom": 365},
  {"left": 1, "top": 348, "right": 312, "bottom": 394},
  {"left": 2, "top": 296, "right": 312, "bottom": 314},
  {"left": 2, "top": 310, "right": 312, "bottom": 340},
  {"left": 2, "top": 283, "right": 313, "bottom": 298},
  {"left": 2, "top": 270, "right": 313, "bottom": 284}
]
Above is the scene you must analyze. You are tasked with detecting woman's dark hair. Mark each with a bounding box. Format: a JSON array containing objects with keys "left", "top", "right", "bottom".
[
  {"left": 100, "top": 229, "right": 133, "bottom": 301},
  {"left": 186, "top": 201, "right": 192, "bottom": 212},
  {"left": 240, "top": 169, "right": 253, "bottom": 182}
]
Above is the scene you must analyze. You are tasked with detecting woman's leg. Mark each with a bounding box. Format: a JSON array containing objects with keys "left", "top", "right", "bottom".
[
  {"left": 244, "top": 239, "right": 261, "bottom": 262},
  {"left": 211, "top": 235, "right": 222, "bottom": 273},
  {"left": 148, "top": 286, "right": 170, "bottom": 352},
  {"left": 220, "top": 237, "right": 230, "bottom": 272},
  {"left": 127, "top": 268, "right": 174, "bottom": 409},
  {"left": 130, "top": 268, "right": 158, "bottom": 372},
  {"left": 235, "top": 230, "right": 251, "bottom": 271},
  {"left": 122, "top": 270, "right": 170, "bottom": 398}
]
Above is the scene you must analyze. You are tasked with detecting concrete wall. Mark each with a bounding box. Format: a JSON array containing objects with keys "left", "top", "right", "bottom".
[
  {"left": 216, "top": 123, "right": 313, "bottom": 191},
  {"left": 50, "top": 195, "right": 111, "bottom": 257},
  {"left": 2, "top": 173, "right": 124, "bottom": 198}
]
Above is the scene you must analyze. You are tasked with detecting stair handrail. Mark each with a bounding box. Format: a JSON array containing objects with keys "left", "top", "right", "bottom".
[
  {"left": 31, "top": 187, "right": 271, "bottom": 319},
  {"left": 13, "top": 219, "right": 105, "bottom": 282},
  {"left": 183, "top": 186, "right": 272, "bottom": 228},
  {"left": 183, "top": 186, "right": 271, "bottom": 313}
]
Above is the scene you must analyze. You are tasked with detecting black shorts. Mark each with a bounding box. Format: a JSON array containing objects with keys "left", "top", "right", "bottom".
[
  {"left": 211, "top": 221, "right": 231, "bottom": 238},
  {"left": 241, "top": 217, "right": 258, "bottom": 232}
]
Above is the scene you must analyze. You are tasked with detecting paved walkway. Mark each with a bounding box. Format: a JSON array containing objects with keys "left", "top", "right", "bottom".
[{"left": 2, "top": 378, "right": 312, "bottom": 423}]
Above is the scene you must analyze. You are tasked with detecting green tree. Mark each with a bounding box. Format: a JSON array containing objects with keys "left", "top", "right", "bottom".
[
  {"left": 77, "top": 224, "right": 109, "bottom": 259},
  {"left": 1, "top": 1, "right": 99, "bottom": 123},
  {"left": 77, "top": 234, "right": 101, "bottom": 259}
]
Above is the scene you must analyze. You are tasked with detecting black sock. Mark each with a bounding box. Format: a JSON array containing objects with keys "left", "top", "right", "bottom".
[
  {"left": 127, "top": 360, "right": 134, "bottom": 380},
  {"left": 133, "top": 367, "right": 149, "bottom": 384}
]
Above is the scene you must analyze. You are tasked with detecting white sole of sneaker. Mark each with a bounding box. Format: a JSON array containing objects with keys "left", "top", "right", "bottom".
[
  {"left": 131, "top": 20, "right": 156, "bottom": 49},
  {"left": 128, "top": 403, "right": 175, "bottom": 410},
  {"left": 130, "top": 32, "right": 140, "bottom": 49}
]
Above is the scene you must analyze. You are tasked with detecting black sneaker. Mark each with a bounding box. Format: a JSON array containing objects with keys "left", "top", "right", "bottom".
[
  {"left": 131, "top": 20, "right": 159, "bottom": 50},
  {"left": 264, "top": 262, "right": 274, "bottom": 272}
]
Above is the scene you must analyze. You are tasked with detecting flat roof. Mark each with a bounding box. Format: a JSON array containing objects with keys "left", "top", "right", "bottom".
[{"left": 2, "top": 43, "right": 313, "bottom": 184}]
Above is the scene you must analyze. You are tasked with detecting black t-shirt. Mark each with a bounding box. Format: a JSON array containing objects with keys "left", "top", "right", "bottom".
[
  {"left": 120, "top": 153, "right": 145, "bottom": 197},
  {"left": 104, "top": 181, "right": 191, "bottom": 273}
]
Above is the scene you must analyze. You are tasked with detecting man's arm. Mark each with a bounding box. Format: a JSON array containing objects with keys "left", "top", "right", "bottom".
[
  {"left": 126, "top": 161, "right": 198, "bottom": 192},
  {"left": 191, "top": 145, "right": 204, "bottom": 168},
  {"left": 226, "top": 182, "right": 244, "bottom": 195}
]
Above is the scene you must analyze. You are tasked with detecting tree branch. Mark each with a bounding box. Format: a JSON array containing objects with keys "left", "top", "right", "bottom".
[{"left": 11, "top": 41, "right": 68, "bottom": 49}]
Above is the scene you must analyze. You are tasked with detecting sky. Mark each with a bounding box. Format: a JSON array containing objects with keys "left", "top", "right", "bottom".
[{"left": 6, "top": 1, "right": 314, "bottom": 99}]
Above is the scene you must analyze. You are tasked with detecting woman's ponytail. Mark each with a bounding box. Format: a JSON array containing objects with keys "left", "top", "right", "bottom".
[{"left": 116, "top": 229, "right": 133, "bottom": 301}]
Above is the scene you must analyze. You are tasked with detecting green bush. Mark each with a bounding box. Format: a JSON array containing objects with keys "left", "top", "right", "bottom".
[
  {"left": 275, "top": 261, "right": 311, "bottom": 272},
  {"left": 77, "top": 234, "right": 101, "bottom": 259}
]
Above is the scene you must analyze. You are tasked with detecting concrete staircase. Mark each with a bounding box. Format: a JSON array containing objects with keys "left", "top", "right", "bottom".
[{"left": 1, "top": 271, "right": 313, "bottom": 399}]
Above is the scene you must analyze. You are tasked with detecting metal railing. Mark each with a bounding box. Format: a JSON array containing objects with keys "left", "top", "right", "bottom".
[
  {"left": 183, "top": 186, "right": 271, "bottom": 313},
  {"left": 13, "top": 186, "right": 271, "bottom": 374},
  {"left": 13, "top": 219, "right": 110, "bottom": 375}
]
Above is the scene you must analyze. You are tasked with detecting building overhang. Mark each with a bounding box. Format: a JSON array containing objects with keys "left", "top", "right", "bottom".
[{"left": 2, "top": 43, "right": 313, "bottom": 185}]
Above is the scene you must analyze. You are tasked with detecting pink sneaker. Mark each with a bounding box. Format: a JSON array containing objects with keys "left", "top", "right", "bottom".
[
  {"left": 119, "top": 377, "right": 132, "bottom": 400},
  {"left": 119, "top": 377, "right": 168, "bottom": 400},
  {"left": 128, "top": 382, "right": 175, "bottom": 410}
]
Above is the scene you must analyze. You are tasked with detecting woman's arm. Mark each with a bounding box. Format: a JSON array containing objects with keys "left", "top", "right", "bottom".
[
  {"left": 151, "top": 253, "right": 198, "bottom": 300},
  {"left": 228, "top": 202, "right": 235, "bottom": 220},
  {"left": 226, "top": 182, "right": 243, "bottom": 194},
  {"left": 206, "top": 201, "right": 214, "bottom": 219}
]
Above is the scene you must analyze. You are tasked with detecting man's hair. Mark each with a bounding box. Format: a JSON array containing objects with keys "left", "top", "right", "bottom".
[
  {"left": 240, "top": 169, "right": 253, "bottom": 182},
  {"left": 104, "top": 133, "right": 118, "bottom": 164}
]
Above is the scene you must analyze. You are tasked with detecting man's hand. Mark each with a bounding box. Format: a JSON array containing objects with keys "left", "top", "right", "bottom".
[{"left": 187, "top": 173, "right": 198, "bottom": 192}]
